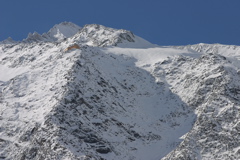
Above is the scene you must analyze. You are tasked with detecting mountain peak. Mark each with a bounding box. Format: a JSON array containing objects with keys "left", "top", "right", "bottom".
[
  {"left": 23, "top": 22, "right": 81, "bottom": 42},
  {"left": 68, "top": 23, "right": 155, "bottom": 48},
  {"left": 24, "top": 32, "right": 43, "bottom": 42},
  {"left": 14, "top": 22, "right": 155, "bottom": 48},
  {"left": 0, "top": 37, "right": 16, "bottom": 44},
  {"left": 45, "top": 22, "right": 82, "bottom": 41}
]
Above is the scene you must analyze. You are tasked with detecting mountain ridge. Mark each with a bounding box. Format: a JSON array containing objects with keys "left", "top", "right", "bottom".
[{"left": 0, "top": 22, "right": 239, "bottom": 160}]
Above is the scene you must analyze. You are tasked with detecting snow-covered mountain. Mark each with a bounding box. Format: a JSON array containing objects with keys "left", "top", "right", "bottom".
[
  {"left": 0, "top": 22, "right": 239, "bottom": 160},
  {"left": 23, "top": 22, "right": 82, "bottom": 42}
]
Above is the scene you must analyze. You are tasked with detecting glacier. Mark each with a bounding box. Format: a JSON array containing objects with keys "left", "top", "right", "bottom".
[{"left": 0, "top": 22, "right": 239, "bottom": 160}]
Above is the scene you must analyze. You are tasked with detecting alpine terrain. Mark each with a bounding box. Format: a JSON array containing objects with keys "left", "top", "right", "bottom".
[{"left": 0, "top": 22, "right": 239, "bottom": 160}]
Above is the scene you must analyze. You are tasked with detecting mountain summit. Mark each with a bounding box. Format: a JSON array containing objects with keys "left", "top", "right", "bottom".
[
  {"left": 0, "top": 22, "right": 239, "bottom": 160},
  {"left": 23, "top": 22, "right": 81, "bottom": 42},
  {"left": 44, "top": 22, "right": 82, "bottom": 41},
  {"left": 22, "top": 22, "right": 154, "bottom": 48}
]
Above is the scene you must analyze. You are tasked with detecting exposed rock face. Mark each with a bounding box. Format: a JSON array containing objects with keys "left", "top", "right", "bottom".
[
  {"left": 159, "top": 54, "right": 240, "bottom": 160},
  {"left": 0, "top": 23, "right": 239, "bottom": 160}
]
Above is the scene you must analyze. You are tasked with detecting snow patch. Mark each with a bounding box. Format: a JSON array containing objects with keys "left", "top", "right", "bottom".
[{"left": 0, "top": 65, "right": 29, "bottom": 82}]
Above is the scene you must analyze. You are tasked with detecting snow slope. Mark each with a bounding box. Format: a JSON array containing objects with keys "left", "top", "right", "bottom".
[{"left": 0, "top": 22, "right": 239, "bottom": 160}]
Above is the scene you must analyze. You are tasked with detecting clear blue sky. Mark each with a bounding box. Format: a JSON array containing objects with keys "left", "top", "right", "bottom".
[{"left": 1, "top": 0, "right": 240, "bottom": 45}]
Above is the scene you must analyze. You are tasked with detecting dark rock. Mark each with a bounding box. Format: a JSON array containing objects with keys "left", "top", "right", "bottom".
[{"left": 96, "top": 147, "right": 111, "bottom": 154}]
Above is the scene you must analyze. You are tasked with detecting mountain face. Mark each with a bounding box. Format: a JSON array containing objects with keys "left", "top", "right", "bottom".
[{"left": 0, "top": 22, "right": 239, "bottom": 160}]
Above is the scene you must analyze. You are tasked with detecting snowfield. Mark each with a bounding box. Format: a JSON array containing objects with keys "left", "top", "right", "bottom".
[{"left": 0, "top": 22, "right": 239, "bottom": 160}]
